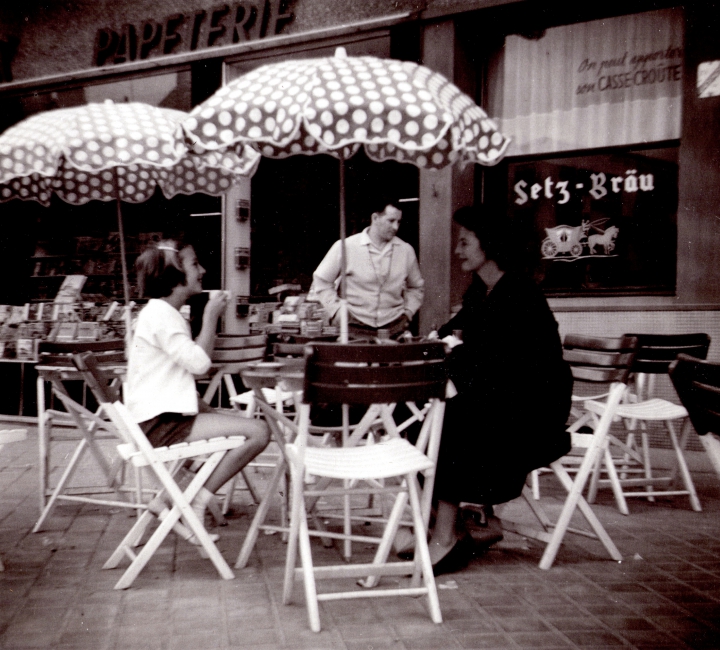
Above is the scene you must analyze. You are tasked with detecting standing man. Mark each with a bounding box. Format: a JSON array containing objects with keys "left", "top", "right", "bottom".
[{"left": 312, "top": 200, "right": 424, "bottom": 340}]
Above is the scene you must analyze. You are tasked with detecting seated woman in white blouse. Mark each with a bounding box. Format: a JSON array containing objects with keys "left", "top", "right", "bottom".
[{"left": 125, "top": 239, "right": 270, "bottom": 537}]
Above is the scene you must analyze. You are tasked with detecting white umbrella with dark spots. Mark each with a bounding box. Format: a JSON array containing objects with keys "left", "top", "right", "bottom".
[
  {"left": 0, "top": 100, "right": 259, "bottom": 305},
  {"left": 184, "top": 47, "right": 510, "bottom": 340}
]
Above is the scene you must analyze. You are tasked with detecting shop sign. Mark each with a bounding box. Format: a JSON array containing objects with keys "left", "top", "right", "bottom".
[
  {"left": 94, "top": 0, "right": 293, "bottom": 67},
  {"left": 507, "top": 149, "right": 678, "bottom": 295}
]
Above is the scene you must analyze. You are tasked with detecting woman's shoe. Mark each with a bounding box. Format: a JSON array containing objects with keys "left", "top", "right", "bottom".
[{"left": 432, "top": 535, "right": 474, "bottom": 576}]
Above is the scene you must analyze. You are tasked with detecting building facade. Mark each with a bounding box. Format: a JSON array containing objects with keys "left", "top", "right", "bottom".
[{"left": 1, "top": 0, "right": 719, "bottom": 346}]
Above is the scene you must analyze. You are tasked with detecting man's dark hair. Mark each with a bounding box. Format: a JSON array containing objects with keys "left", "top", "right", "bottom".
[
  {"left": 135, "top": 239, "right": 188, "bottom": 298},
  {"left": 368, "top": 195, "right": 401, "bottom": 217},
  {"left": 453, "top": 205, "right": 517, "bottom": 272}
]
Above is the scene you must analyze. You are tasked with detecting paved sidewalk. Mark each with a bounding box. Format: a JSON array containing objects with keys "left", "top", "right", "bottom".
[{"left": 1, "top": 426, "right": 720, "bottom": 649}]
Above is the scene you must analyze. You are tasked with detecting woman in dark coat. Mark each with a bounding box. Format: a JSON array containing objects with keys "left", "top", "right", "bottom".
[{"left": 428, "top": 206, "right": 573, "bottom": 572}]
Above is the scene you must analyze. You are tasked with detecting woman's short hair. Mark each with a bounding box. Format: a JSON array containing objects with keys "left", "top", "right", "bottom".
[
  {"left": 135, "top": 239, "right": 187, "bottom": 298},
  {"left": 453, "top": 205, "right": 516, "bottom": 271}
]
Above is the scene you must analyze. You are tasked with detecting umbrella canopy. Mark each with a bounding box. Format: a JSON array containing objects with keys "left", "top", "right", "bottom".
[
  {"left": 183, "top": 48, "right": 510, "bottom": 168},
  {"left": 0, "top": 101, "right": 259, "bottom": 307},
  {"left": 183, "top": 48, "right": 511, "bottom": 340},
  {"left": 0, "top": 101, "right": 259, "bottom": 205}
]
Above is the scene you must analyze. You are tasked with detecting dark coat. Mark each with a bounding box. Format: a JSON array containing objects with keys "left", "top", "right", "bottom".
[{"left": 435, "top": 272, "right": 572, "bottom": 505}]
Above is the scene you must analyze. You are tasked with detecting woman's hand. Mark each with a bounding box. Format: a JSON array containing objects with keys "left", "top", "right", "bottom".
[
  {"left": 196, "top": 291, "right": 229, "bottom": 357},
  {"left": 203, "top": 291, "right": 229, "bottom": 323}
]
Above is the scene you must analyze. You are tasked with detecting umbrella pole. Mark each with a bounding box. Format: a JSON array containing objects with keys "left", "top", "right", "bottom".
[
  {"left": 338, "top": 156, "right": 349, "bottom": 343},
  {"left": 113, "top": 170, "right": 133, "bottom": 349}
]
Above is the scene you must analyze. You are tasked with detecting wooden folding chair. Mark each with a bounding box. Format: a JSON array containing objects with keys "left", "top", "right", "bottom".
[
  {"left": 501, "top": 382, "right": 626, "bottom": 570},
  {"left": 0, "top": 428, "right": 27, "bottom": 571},
  {"left": 669, "top": 353, "right": 720, "bottom": 483},
  {"left": 72, "top": 352, "right": 248, "bottom": 590},
  {"left": 33, "top": 340, "right": 138, "bottom": 532},
  {"left": 234, "top": 353, "right": 438, "bottom": 567},
  {"left": 530, "top": 334, "right": 638, "bottom": 503},
  {"left": 503, "top": 335, "right": 635, "bottom": 569},
  {"left": 587, "top": 333, "right": 709, "bottom": 512},
  {"left": 281, "top": 342, "right": 447, "bottom": 632}
]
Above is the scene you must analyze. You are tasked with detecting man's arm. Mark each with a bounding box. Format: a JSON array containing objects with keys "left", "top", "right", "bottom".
[
  {"left": 403, "top": 248, "right": 424, "bottom": 318},
  {"left": 311, "top": 240, "right": 342, "bottom": 321}
]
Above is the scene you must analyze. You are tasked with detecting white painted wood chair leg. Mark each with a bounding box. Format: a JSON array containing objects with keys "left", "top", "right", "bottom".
[
  {"left": 531, "top": 470, "right": 540, "bottom": 500},
  {"left": 407, "top": 475, "right": 442, "bottom": 623},
  {"left": 602, "top": 447, "right": 630, "bottom": 516},
  {"left": 698, "top": 433, "right": 720, "bottom": 480},
  {"left": 666, "top": 421, "right": 701, "bottom": 512},
  {"left": 235, "top": 458, "right": 287, "bottom": 568}
]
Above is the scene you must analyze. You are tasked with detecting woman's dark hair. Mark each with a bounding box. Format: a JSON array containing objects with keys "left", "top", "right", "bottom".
[
  {"left": 135, "top": 239, "right": 188, "bottom": 298},
  {"left": 453, "top": 205, "right": 517, "bottom": 272}
]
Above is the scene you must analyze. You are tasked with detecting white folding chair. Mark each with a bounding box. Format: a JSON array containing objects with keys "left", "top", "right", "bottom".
[
  {"left": 280, "top": 342, "right": 447, "bottom": 632},
  {"left": 34, "top": 340, "right": 127, "bottom": 524},
  {"left": 501, "top": 381, "right": 626, "bottom": 570},
  {"left": 0, "top": 428, "right": 27, "bottom": 571},
  {"left": 234, "top": 359, "right": 436, "bottom": 568},
  {"left": 73, "top": 352, "right": 247, "bottom": 590},
  {"left": 587, "top": 333, "right": 709, "bottom": 513},
  {"left": 33, "top": 347, "right": 142, "bottom": 533},
  {"left": 530, "top": 334, "right": 638, "bottom": 505}
]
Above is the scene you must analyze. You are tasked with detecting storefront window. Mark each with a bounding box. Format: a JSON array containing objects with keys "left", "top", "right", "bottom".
[
  {"left": 493, "top": 8, "right": 683, "bottom": 156},
  {"left": 487, "top": 8, "right": 683, "bottom": 296}
]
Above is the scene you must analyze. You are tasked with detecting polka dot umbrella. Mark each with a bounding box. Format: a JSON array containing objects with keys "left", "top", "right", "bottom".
[
  {"left": 0, "top": 100, "right": 259, "bottom": 306},
  {"left": 183, "top": 47, "right": 510, "bottom": 340}
]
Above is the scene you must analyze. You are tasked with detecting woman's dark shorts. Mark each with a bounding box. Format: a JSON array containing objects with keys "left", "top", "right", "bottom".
[{"left": 140, "top": 413, "right": 197, "bottom": 448}]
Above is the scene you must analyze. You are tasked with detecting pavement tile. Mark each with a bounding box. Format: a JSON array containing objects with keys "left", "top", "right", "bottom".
[
  {"left": 456, "top": 632, "right": 516, "bottom": 648},
  {"left": 3, "top": 429, "right": 720, "bottom": 649},
  {"left": 561, "top": 630, "right": 628, "bottom": 646},
  {"left": 507, "top": 631, "right": 574, "bottom": 647},
  {"left": 345, "top": 639, "right": 407, "bottom": 650},
  {"left": 496, "top": 617, "right": 553, "bottom": 633}
]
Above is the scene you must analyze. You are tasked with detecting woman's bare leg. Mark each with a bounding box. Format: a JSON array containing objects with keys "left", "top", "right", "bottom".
[
  {"left": 185, "top": 411, "right": 270, "bottom": 494},
  {"left": 428, "top": 500, "right": 460, "bottom": 564}
]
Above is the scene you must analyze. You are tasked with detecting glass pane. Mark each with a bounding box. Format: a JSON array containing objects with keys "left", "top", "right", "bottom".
[
  {"left": 497, "top": 8, "right": 683, "bottom": 156},
  {"left": 505, "top": 146, "right": 678, "bottom": 296}
]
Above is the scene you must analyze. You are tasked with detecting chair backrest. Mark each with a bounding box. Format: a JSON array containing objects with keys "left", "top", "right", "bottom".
[
  {"left": 303, "top": 342, "right": 448, "bottom": 406},
  {"left": 669, "top": 353, "right": 720, "bottom": 437},
  {"left": 38, "top": 338, "right": 126, "bottom": 366},
  {"left": 625, "top": 333, "right": 710, "bottom": 375},
  {"left": 211, "top": 334, "right": 267, "bottom": 365},
  {"left": 72, "top": 352, "right": 122, "bottom": 404},
  {"left": 563, "top": 334, "right": 638, "bottom": 384}
]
